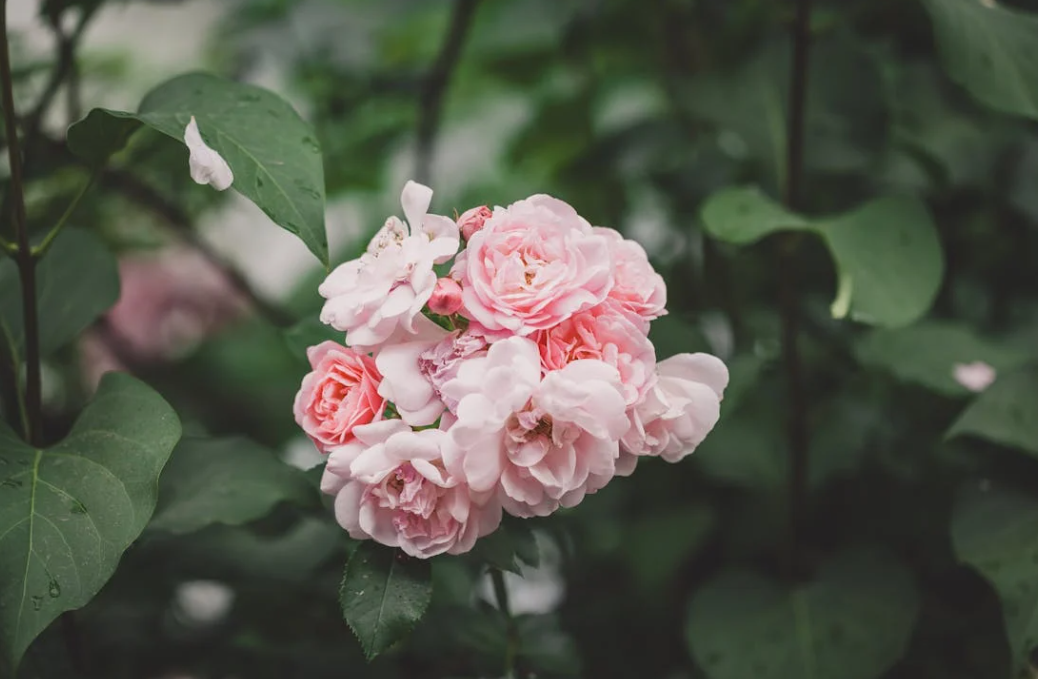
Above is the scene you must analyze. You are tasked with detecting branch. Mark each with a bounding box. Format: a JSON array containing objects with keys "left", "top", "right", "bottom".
[
  {"left": 779, "top": 0, "right": 813, "bottom": 577},
  {"left": 414, "top": 0, "right": 481, "bottom": 184},
  {"left": 490, "top": 568, "right": 519, "bottom": 679},
  {"left": 0, "top": 0, "right": 42, "bottom": 445}
]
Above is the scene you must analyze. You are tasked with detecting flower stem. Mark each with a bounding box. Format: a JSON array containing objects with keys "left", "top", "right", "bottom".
[
  {"left": 490, "top": 567, "right": 519, "bottom": 678},
  {"left": 32, "top": 171, "right": 96, "bottom": 259},
  {"left": 0, "top": 0, "right": 42, "bottom": 446},
  {"left": 780, "top": 0, "right": 813, "bottom": 579}
]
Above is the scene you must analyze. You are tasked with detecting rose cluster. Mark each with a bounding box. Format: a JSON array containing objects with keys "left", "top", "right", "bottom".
[{"left": 293, "top": 181, "right": 728, "bottom": 558}]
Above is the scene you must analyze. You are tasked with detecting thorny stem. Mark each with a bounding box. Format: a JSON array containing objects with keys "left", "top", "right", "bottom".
[
  {"left": 0, "top": 0, "right": 42, "bottom": 446},
  {"left": 490, "top": 568, "right": 519, "bottom": 679},
  {"left": 780, "top": 0, "right": 813, "bottom": 578},
  {"left": 415, "top": 0, "right": 481, "bottom": 184}
]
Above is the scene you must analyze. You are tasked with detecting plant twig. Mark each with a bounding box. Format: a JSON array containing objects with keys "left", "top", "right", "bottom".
[
  {"left": 490, "top": 568, "right": 519, "bottom": 679},
  {"left": 779, "top": 0, "right": 813, "bottom": 577},
  {"left": 415, "top": 0, "right": 481, "bottom": 184},
  {"left": 32, "top": 171, "right": 96, "bottom": 258},
  {"left": 0, "top": 0, "right": 42, "bottom": 446}
]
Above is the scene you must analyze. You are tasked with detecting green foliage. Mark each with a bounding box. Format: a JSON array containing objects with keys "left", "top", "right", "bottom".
[
  {"left": 149, "top": 436, "right": 314, "bottom": 534},
  {"left": 468, "top": 520, "right": 540, "bottom": 575},
  {"left": 702, "top": 188, "right": 944, "bottom": 327},
  {"left": 0, "top": 229, "right": 119, "bottom": 360},
  {"left": 0, "top": 373, "right": 180, "bottom": 671},
  {"left": 340, "top": 542, "right": 433, "bottom": 660},
  {"left": 686, "top": 549, "right": 919, "bottom": 679},
  {"left": 925, "top": 0, "right": 1038, "bottom": 121},
  {"left": 948, "top": 366, "right": 1038, "bottom": 455},
  {"left": 953, "top": 487, "right": 1038, "bottom": 677},
  {"left": 68, "top": 73, "right": 329, "bottom": 265}
]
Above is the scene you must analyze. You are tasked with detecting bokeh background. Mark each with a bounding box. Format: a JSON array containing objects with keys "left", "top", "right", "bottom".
[{"left": 7, "top": 0, "right": 1038, "bottom": 677}]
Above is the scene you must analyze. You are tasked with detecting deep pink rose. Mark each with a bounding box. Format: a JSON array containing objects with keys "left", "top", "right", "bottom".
[
  {"left": 536, "top": 302, "right": 656, "bottom": 405},
  {"left": 458, "top": 205, "right": 492, "bottom": 241},
  {"left": 294, "top": 341, "right": 386, "bottom": 452},
  {"left": 451, "top": 195, "right": 614, "bottom": 336},
  {"left": 323, "top": 421, "right": 501, "bottom": 558},
  {"left": 593, "top": 227, "right": 666, "bottom": 325}
]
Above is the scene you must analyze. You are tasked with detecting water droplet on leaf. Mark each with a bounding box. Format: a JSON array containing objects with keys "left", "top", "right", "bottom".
[
  {"left": 31, "top": 595, "right": 43, "bottom": 611},
  {"left": 48, "top": 581, "right": 60, "bottom": 598},
  {"left": 302, "top": 136, "right": 320, "bottom": 153}
]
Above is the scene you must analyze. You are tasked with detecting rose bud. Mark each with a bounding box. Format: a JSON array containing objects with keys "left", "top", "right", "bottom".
[
  {"left": 428, "top": 277, "right": 464, "bottom": 316},
  {"left": 458, "top": 205, "right": 492, "bottom": 241}
]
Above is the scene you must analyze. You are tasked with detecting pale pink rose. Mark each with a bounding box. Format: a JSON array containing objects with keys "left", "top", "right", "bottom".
[
  {"left": 375, "top": 315, "right": 451, "bottom": 426},
  {"left": 458, "top": 205, "right": 492, "bottom": 241},
  {"left": 428, "top": 277, "right": 464, "bottom": 316},
  {"left": 622, "top": 353, "right": 728, "bottom": 463},
  {"left": 953, "top": 361, "right": 997, "bottom": 392},
  {"left": 324, "top": 421, "right": 501, "bottom": 558},
  {"left": 320, "top": 181, "right": 460, "bottom": 349},
  {"left": 293, "top": 341, "right": 386, "bottom": 453},
  {"left": 535, "top": 302, "right": 656, "bottom": 405},
  {"left": 417, "top": 330, "right": 489, "bottom": 413},
  {"left": 451, "top": 195, "right": 614, "bottom": 336},
  {"left": 593, "top": 227, "right": 666, "bottom": 325},
  {"left": 441, "top": 337, "right": 628, "bottom": 517}
]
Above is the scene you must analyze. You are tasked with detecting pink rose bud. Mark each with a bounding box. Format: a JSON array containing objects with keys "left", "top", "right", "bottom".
[
  {"left": 429, "top": 277, "right": 463, "bottom": 315},
  {"left": 458, "top": 205, "right": 492, "bottom": 241}
]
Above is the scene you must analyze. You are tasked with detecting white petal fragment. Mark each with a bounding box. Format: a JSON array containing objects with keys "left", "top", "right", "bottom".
[
  {"left": 953, "top": 361, "right": 997, "bottom": 393},
  {"left": 184, "top": 116, "right": 234, "bottom": 191}
]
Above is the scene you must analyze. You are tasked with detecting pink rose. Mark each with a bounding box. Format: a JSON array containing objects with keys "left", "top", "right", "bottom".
[
  {"left": 324, "top": 421, "right": 501, "bottom": 558},
  {"left": 622, "top": 353, "right": 728, "bottom": 462},
  {"left": 458, "top": 205, "right": 492, "bottom": 241},
  {"left": 293, "top": 341, "right": 386, "bottom": 452},
  {"left": 375, "top": 315, "right": 451, "bottom": 426},
  {"left": 441, "top": 337, "right": 628, "bottom": 517},
  {"left": 451, "top": 195, "right": 614, "bottom": 336},
  {"left": 593, "top": 227, "right": 666, "bottom": 325},
  {"left": 428, "top": 277, "right": 464, "bottom": 316},
  {"left": 535, "top": 302, "right": 656, "bottom": 405},
  {"left": 319, "top": 181, "right": 460, "bottom": 349},
  {"left": 417, "top": 330, "right": 488, "bottom": 412}
]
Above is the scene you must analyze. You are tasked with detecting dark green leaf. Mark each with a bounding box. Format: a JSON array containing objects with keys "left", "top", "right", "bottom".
[
  {"left": 0, "top": 229, "right": 119, "bottom": 360},
  {"left": 857, "top": 321, "right": 1030, "bottom": 396},
  {"left": 340, "top": 542, "right": 432, "bottom": 660},
  {"left": 625, "top": 506, "right": 714, "bottom": 594},
  {"left": 0, "top": 373, "right": 181, "bottom": 671},
  {"left": 283, "top": 316, "right": 344, "bottom": 364},
  {"left": 686, "top": 548, "right": 919, "bottom": 679},
  {"left": 924, "top": 0, "right": 1038, "bottom": 120},
  {"left": 516, "top": 613, "right": 582, "bottom": 676},
  {"left": 947, "top": 365, "right": 1038, "bottom": 455},
  {"left": 67, "top": 73, "right": 328, "bottom": 265},
  {"left": 470, "top": 520, "right": 539, "bottom": 574},
  {"left": 952, "top": 486, "right": 1038, "bottom": 676},
  {"left": 701, "top": 189, "right": 944, "bottom": 327},
  {"left": 149, "top": 436, "right": 314, "bottom": 534}
]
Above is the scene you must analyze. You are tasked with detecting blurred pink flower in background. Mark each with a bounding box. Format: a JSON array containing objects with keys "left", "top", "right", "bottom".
[{"left": 80, "top": 246, "right": 249, "bottom": 389}]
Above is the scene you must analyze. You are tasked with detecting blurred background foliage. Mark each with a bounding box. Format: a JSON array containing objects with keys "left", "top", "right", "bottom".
[{"left": 4, "top": 0, "right": 1038, "bottom": 677}]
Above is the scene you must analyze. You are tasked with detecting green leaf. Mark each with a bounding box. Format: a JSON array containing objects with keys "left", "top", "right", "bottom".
[
  {"left": 340, "top": 542, "right": 433, "bottom": 660},
  {"left": 857, "top": 321, "right": 1030, "bottom": 397},
  {"left": 67, "top": 72, "right": 328, "bottom": 265},
  {"left": 701, "top": 187, "right": 811, "bottom": 245},
  {"left": 701, "top": 188, "right": 944, "bottom": 328},
  {"left": 924, "top": 0, "right": 1038, "bottom": 120},
  {"left": 148, "top": 436, "right": 314, "bottom": 534},
  {"left": 948, "top": 366, "right": 1038, "bottom": 455},
  {"left": 0, "top": 373, "right": 181, "bottom": 671},
  {"left": 625, "top": 506, "right": 714, "bottom": 594},
  {"left": 469, "top": 520, "right": 540, "bottom": 574},
  {"left": 0, "top": 229, "right": 119, "bottom": 360},
  {"left": 517, "top": 614, "right": 582, "bottom": 676},
  {"left": 952, "top": 486, "right": 1038, "bottom": 676},
  {"left": 686, "top": 548, "right": 919, "bottom": 679}
]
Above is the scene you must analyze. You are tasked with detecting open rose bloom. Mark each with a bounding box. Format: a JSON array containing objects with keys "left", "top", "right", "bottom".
[{"left": 294, "top": 181, "right": 728, "bottom": 557}]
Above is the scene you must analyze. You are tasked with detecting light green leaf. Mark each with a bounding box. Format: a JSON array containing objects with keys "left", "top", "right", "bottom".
[
  {"left": 701, "top": 187, "right": 811, "bottom": 245},
  {"left": 948, "top": 366, "right": 1038, "bottom": 455},
  {"left": 701, "top": 188, "right": 944, "bottom": 328},
  {"left": 0, "top": 373, "right": 181, "bottom": 671},
  {"left": 149, "top": 436, "right": 314, "bottom": 534},
  {"left": 857, "top": 321, "right": 1030, "bottom": 396},
  {"left": 340, "top": 542, "right": 432, "bottom": 660},
  {"left": 67, "top": 72, "right": 328, "bottom": 265},
  {"left": 686, "top": 548, "right": 919, "bottom": 679},
  {"left": 924, "top": 0, "right": 1038, "bottom": 120},
  {"left": 0, "top": 229, "right": 119, "bottom": 360},
  {"left": 953, "top": 486, "right": 1038, "bottom": 676}
]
